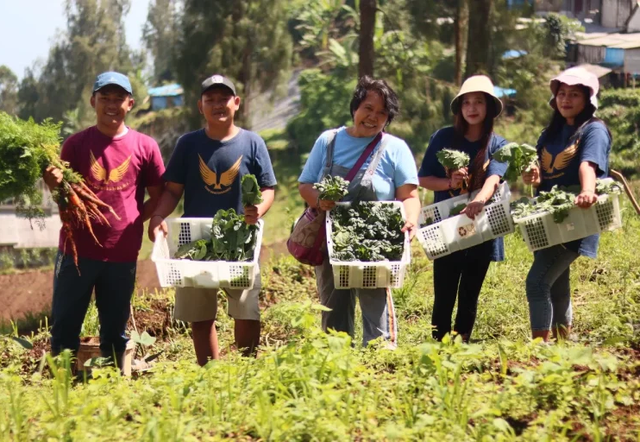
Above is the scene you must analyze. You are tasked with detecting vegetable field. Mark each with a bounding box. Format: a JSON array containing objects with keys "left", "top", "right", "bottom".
[{"left": 1, "top": 201, "right": 639, "bottom": 440}]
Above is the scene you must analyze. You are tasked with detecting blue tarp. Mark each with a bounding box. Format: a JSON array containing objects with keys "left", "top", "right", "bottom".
[
  {"left": 148, "top": 83, "right": 183, "bottom": 97},
  {"left": 603, "top": 48, "right": 624, "bottom": 67},
  {"left": 502, "top": 50, "right": 527, "bottom": 60},
  {"left": 494, "top": 86, "right": 517, "bottom": 98}
]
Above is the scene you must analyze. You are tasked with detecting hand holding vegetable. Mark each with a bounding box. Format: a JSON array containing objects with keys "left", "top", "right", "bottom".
[
  {"left": 317, "top": 199, "right": 336, "bottom": 211},
  {"left": 522, "top": 165, "right": 541, "bottom": 187},
  {"left": 450, "top": 168, "right": 468, "bottom": 190},
  {"left": 313, "top": 175, "right": 349, "bottom": 211},
  {"left": 43, "top": 166, "right": 63, "bottom": 191},
  {"left": 244, "top": 204, "right": 260, "bottom": 225},
  {"left": 494, "top": 142, "right": 539, "bottom": 196}
]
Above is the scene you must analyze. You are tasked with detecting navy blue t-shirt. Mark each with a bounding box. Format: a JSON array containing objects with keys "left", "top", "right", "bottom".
[
  {"left": 163, "top": 128, "right": 277, "bottom": 217},
  {"left": 418, "top": 126, "right": 509, "bottom": 261},
  {"left": 536, "top": 120, "right": 611, "bottom": 258}
]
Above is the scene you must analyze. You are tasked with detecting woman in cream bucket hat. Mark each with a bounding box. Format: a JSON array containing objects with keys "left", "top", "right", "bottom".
[
  {"left": 450, "top": 75, "right": 504, "bottom": 117},
  {"left": 418, "top": 74, "right": 510, "bottom": 342},
  {"left": 522, "top": 66, "right": 612, "bottom": 343}
]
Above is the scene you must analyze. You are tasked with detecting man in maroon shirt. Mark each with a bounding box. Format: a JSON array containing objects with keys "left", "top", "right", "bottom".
[{"left": 43, "top": 72, "right": 165, "bottom": 366}]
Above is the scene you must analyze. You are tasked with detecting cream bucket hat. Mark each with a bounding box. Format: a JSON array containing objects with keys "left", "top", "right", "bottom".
[{"left": 450, "top": 75, "right": 504, "bottom": 118}]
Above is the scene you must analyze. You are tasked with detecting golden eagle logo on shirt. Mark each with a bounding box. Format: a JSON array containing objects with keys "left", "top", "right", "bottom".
[
  {"left": 89, "top": 150, "right": 132, "bottom": 191},
  {"left": 541, "top": 142, "right": 578, "bottom": 178},
  {"left": 199, "top": 154, "right": 242, "bottom": 195}
]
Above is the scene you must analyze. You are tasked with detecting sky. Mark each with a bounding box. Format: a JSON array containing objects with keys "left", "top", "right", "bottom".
[{"left": 0, "top": 0, "right": 151, "bottom": 80}]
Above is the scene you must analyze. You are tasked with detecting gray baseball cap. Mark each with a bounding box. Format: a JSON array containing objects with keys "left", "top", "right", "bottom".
[{"left": 201, "top": 74, "right": 236, "bottom": 96}]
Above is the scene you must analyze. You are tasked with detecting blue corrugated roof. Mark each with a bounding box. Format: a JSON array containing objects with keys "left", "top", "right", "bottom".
[
  {"left": 494, "top": 86, "right": 517, "bottom": 98},
  {"left": 148, "top": 83, "right": 184, "bottom": 97}
]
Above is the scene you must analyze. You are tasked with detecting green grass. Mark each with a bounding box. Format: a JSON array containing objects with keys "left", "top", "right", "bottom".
[{"left": 1, "top": 185, "right": 639, "bottom": 440}]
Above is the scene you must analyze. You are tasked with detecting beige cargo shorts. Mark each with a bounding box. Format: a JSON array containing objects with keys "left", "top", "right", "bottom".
[{"left": 173, "top": 269, "right": 261, "bottom": 322}]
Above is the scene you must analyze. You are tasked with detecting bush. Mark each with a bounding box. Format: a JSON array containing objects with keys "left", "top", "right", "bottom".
[
  {"left": 598, "top": 88, "right": 640, "bottom": 175},
  {"left": 285, "top": 69, "right": 355, "bottom": 153}
]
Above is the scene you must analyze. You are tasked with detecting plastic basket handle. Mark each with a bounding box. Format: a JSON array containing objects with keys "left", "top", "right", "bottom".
[{"left": 610, "top": 169, "right": 640, "bottom": 215}]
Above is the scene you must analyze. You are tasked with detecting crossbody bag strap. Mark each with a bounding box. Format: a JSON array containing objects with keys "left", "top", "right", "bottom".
[
  {"left": 345, "top": 132, "right": 383, "bottom": 182},
  {"left": 322, "top": 129, "right": 339, "bottom": 177}
]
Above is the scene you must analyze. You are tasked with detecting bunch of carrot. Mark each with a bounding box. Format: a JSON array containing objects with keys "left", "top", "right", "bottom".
[
  {"left": 0, "top": 112, "right": 119, "bottom": 274},
  {"left": 56, "top": 175, "right": 120, "bottom": 272}
]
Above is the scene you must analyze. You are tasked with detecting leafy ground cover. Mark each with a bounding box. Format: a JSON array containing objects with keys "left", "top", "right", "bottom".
[{"left": 0, "top": 201, "right": 638, "bottom": 440}]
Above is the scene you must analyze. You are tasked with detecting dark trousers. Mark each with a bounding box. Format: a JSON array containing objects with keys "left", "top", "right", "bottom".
[
  {"left": 431, "top": 244, "right": 492, "bottom": 341},
  {"left": 50, "top": 251, "right": 136, "bottom": 356}
]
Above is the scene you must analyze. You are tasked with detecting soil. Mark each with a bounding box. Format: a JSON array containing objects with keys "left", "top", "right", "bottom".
[
  {"left": 0, "top": 260, "right": 162, "bottom": 323},
  {"left": 0, "top": 241, "right": 289, "bottom": 324}
]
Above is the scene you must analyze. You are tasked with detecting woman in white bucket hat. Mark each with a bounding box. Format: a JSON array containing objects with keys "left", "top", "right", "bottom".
[
  {"left": 522, "top": 66, "right": 612, "bottom": 342},
  {"left": 418, "top": 75, "right": 510, "bottom": 342}
]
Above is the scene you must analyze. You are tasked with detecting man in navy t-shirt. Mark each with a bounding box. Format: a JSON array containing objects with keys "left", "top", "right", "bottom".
[{"left": 149, "top": 74, "right": 276, "bottom": 365}]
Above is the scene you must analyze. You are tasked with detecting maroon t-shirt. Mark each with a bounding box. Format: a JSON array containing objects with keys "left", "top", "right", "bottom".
[{"left": 59, "top": 126, "right": 165, "bottom": 262}]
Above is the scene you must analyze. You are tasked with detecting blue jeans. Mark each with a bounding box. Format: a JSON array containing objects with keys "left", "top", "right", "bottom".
[
  {"left": 50, "top": 251, "right": 136, "bottom": 356},
  {"left": 525, "top": 245, "right": 579, "bottom": 332}
]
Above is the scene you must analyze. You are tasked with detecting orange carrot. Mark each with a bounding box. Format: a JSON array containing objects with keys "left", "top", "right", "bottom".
[
  {"left": 67, "top": 186, "right": 102, "bottom": 247},
  {"left": 72, "top": 182, "right": 121, "bottom": 221},
  {"left": 60, "top": 212, "right": 80, "bottom": 275}
]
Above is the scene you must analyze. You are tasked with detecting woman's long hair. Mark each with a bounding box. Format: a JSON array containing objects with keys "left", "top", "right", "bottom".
[{"left": 452, "top": 92, "right": 497, "bottom": 192}]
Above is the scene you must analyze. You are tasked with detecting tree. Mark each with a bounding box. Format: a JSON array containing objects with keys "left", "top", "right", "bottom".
[
  {"left": 22, "top": 0, "right": 137, "bottom": 125},
  {"left": 143, "top": 0, "right": 180, "bottom": 83},
  {"left": 176, "top": 0, "right": 293, "bottom": 128},
  {"left": 17, "top": 67, "right": 40, "bottom": 121},
  {"left": 359, "top": 0, "right": 376, "bottom": 78},
  {"left": 454, "top": 0, "right": 468, "bottom": 85},
  {"left": 465, "top": 0, "right": 492, "bottom": 77},
  {"left": 0, "top": 66, "right": 19, "bottom": 115}
]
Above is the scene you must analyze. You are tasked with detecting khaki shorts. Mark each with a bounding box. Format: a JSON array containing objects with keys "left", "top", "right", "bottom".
[{"left": 173, "top": 270, "right": 261, "bottom": 323}]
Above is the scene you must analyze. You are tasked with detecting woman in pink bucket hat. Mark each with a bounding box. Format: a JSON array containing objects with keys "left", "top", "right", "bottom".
[
  {"left": 522, "top": 66, "right": 612, "bottom": 342},
  {"left": 418, "top": 75, "right": 511, "bottom": 342}
]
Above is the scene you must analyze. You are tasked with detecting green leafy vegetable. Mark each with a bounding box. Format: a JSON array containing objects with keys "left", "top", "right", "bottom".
[
  {"left": 436, "top": 149, "right": 470, "bottom": 171},
  {"left": 449, "top": 203, "right": 467, "bottom": 217},
  {"left": 174, "top": 239, "right": 209, "bottom": 260},
  {"left": 241, "top": 174, "right": 263, "bottom": 206},
  {"left": 330, "top": 202, "right": 405, "bottom": 262},
  {"left": 511, "top": 186, "right": 575, "bottom": 223},
  {"left": 173, "top": 209, "right": 259, "bottom": 262},
  {"left": 314, "top": 175, "right": 349, "bottom": 201},
  {"left": 493, "top": 142, "right": 538, "bottom": 196},
  {"left": 595, "top": 179, "right": 622, "bottom": 195},
  {"left": 511, "top": 179, "right": 621, "bottom": 224}
]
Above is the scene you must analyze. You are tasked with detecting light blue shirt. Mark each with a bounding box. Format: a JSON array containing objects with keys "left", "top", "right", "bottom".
[{"left": 298, "top": 127, "right": 419, "bottom": 201}]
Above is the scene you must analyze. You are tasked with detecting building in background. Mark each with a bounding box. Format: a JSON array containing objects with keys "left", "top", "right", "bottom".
[{"left": 148, "top": 84, "right": 184, "bottom": 111}]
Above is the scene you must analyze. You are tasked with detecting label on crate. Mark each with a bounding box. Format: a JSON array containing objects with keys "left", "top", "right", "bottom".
[
  {"left": 457, "top": 223, "right": 477, "bottom": 238},
  {"left": 564, "top": 223, "right": 575, "bottom": 232}
]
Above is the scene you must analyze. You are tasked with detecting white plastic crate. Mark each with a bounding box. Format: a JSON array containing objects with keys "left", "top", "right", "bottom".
[
  {"left": 416, "top": 182, "right": 514, "bottom": 260},
  {"left": 514, "top": 192, "right": 622, "bottom": 252},
  {"left": 151, "top": 217, "right": 263, "bottom": 289},
  {"left": 326, "top": 201, "right": 411, "bottom": 289}
]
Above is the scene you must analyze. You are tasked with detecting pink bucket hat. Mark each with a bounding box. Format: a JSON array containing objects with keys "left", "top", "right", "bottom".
[{"left": 549, "top": 66, "right": 599, "bottom": 109}]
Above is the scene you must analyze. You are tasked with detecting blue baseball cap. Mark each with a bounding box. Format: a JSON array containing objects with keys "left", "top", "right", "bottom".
[{"left": 93, "top": 71, "right": 133, "bottom": 94}]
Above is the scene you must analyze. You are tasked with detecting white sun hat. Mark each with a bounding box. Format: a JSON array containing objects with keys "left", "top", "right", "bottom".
[{"left": 549, "top": 66, "right": 600, "bottom": 110}]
